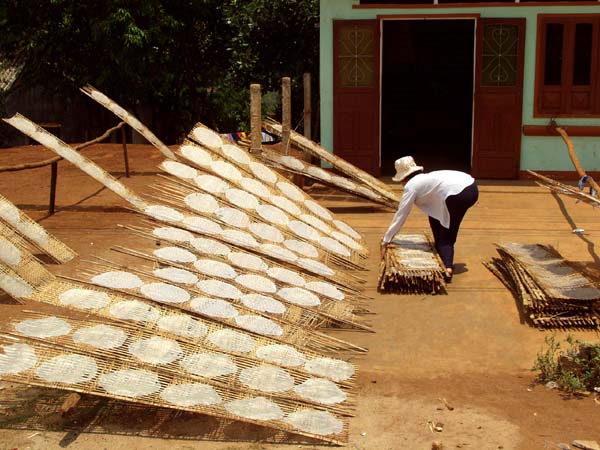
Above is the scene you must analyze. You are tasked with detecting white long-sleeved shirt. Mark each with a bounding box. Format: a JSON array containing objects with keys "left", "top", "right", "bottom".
[{"left": 382, "top": 170, "right": 475, "bottom": 243}]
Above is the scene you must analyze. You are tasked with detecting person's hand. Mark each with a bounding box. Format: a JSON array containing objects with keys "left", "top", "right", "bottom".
[{"left": 380, "top": 241, "right": 389, "bottom": 259}]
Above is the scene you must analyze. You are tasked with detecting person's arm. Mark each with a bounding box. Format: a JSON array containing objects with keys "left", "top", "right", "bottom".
[{"left": 382, "top": 188, "right": 416, "bottom": 244}]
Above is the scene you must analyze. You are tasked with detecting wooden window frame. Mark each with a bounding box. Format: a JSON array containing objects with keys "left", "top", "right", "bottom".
[{"left": 534, "top": 14, "right": 600, "bottom": 118}]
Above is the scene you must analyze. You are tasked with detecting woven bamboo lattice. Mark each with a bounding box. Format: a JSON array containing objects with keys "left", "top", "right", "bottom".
[
  {"left": 107, "top": 245, "right": 372, "bottom": 332},
  {"left": 5, "top": 310, "right": 356, "bottom": 412},
  {"left": 257, "top": 148, "right": 397, "bottom": 209},
  {"left": 528, "top": 170, "right": 600, "bottom": 208},
  {"left": 263, "top": 119, "right": 400, "bottom": 205},
  {"left": 377, "top": 234, "right": 446, "bottom": 295},
  {"left": 0, "top": 193, "right": 76, "bottom": 263},
  {"left": 150, "top": 171, "right": 367, "bottom": 266},
  {"left": 183, "top": 125, "right": 365, "bottom": 245},
  {"left": 486, "top": 243, "right": 600, "bottom": 329},
  {"left": 0, "top": 331, "right": 350, "bottom": 444}
]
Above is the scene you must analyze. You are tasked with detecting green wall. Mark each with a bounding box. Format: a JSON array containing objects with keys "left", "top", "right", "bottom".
[{"left": 320, "top": 0, "right": 600, "bottom": 173}]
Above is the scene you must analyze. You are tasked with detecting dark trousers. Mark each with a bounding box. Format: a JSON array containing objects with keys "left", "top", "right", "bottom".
[{"left": 428, "top": 182, "right": 479, "bottom": 269}]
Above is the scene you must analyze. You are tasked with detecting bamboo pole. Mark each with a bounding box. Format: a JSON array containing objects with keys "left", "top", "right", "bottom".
[
  {"left": 303, "top": 73, "right": 312, "bottom": 141},
  {"left": 556, "top": 126, "right": 600, "bottom": 196},
  {"left": 282, "top": 77, "right": 291, "bottom": 154},
  {"left": 250, "top": 84, "right": 262, "bottom": 154}
]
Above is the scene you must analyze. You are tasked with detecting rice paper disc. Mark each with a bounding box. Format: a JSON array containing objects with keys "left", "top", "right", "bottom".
[
  {"left": 0, "top": 343, "right": 37, "bottom": 374},
  {"left": 271, "top": 196, "right": 301, "bottom": 216},
  {"left": 299, "top": 214, "right": 332, "bottom": 235},
  {"left": 276, "top": 181, "right": 305, "bottom": 202},
  {"left": 15, "top": 316, "right": 71, "bottom": 338},
  {"left": 304, "top": 357, "right": 355, "bottom": 382},
  {"left": 239, "top": 177, "right": 271, "bottom": 199},
  {"left": 278, "top": 155, "right": 305, "bottom": 171},
  {"left": 193, "top": 259, "right": 238, "bottom": 279},
  {"left": 157, "top": 314, "right": 208, "bottom": 338},
  {"left": 235, "top": 274, "right": 277, "bottom": 293},
  {"left": 190, "top": 237, "right": 231, "bottom": 256},
  {"left": 235, "top": 315, "right": 284, "bottom": 336},
  {"left": 91, "top": 271, "right": 143, "bottom": 289},
  {"left": 184, "top": 193, "right": 220, "bottom": 214},
  {"left": 285, "top": 410, "right": 343, "bottom": 436},
  {"left": 180, "top": 353, "right": 237, "bottom": 377},
  {"left": 160, "top": 383, "right": 222, "bottom": 407},
  {"left": 288, "top": 220, "right": 321, "bottom": 242},
  {"left": 294, "top": 378, "right": 347, "bottom": 405},
  {"left": 227, "top": 252, "right": 268, "bottom": 272},
  {"left": 72, "top": 324, "right": 127, "bottom": 349},
  {"left": 331, "top": 231, "right": 363, "bottom": 251},
  {"left": 210, "top": 160, "right": 242, "bottom": 182},
  {"left": 239, "top": 365, "right": 294, "bottom": 393},
  {"left": 109, "top": 300, "right": 160, "bottom": 322},
  {"left": 225, "top": 188, "right": 259, "bottom": 210},
  {"left": 58, "top": 288, "right": 111, "bottom": 309},
  {"left": 180, "top": 144, "right": 213, "bottom": 167},
  {"left": 0, "top": 202, "right": 20, "bottom": 225},
  {"left": 36, "top": 355, "right": 98, "bottom": 384},
  {"left": 191, "top": 126, "right": 223, "bottom": 149},
  {"left": 221, "top": 144, "right": 251, "bottom": 166},
  {"left": 140, "top": 282, "right": 190, "bottom": 304},
  {"left": 303, "top": 200, "right": 333, "bottom": 221},
  {"left": 153, "top": 267, "right": 198, "bottom": 285},
  {"left": 154, "top": 246, "right": 197, "bottom": 264},
  {"left": 307, "top": 166, "right": 332, "bottom": 181},
  {"left": 196, "top": 280, "right": 242, "bottom": 299},
  {"left": 249, "top": 223, "right": 284, "bottom": 243},
  {"left": 256, "top": 344, "right": 306, "bottom": 367},
  {"left": 283, "top": 239, "right": 319, "bottom": 258},
  {"left": 297, "top": 258, "right": 335, "bottom": 277},
  {"left": 249, "top": 162, "right": 278, "bottom": 185},
  {"left": 305, "top": 281, "right": 345, "bottom": 301},
  {"left": 318, "top": 237, "right": 351, "bottom": 257},
  {"left": 255, "top": 204, "right": 289, "bottom": 226},
  {"left": 220, "top": 229, "right": 259, "bottom": 248},
  {"left": 277, "top": 287, "right": 320, "bottom": 307},
  {"left": 266, "top": 267, "right": 306, "bottom": 287},
  {"left": 144, "top": 205, "right": 184, "bottom": 223},
  {"left": 259, "top": 244, "right": 298, "bottom": 262},
  {"left": 0, "top": 238, "right": 21, "bottom": 266},
  {"left": 99, "top": 369, "right": 161, "bottom": 398},
  {"left": 128, "top": 336, "right": 183, "bottom": 365},
  {"left": 331, "top": 175, "right": 358, "bottom": 190},
  {"left": 182, "top": 216, "right": 222, "bottom": 235},
  {"left": 190, "top": 297, "right": 239, "bottom": 318},
  {"left": 160, "top": 160, "right": 197, "bottom": 179},
  {"left": 194, "top": 175, "right": 229, "bottom": 194},
  {"left": 153, "top": 227, "right": 194, "bottom": 243},
  {"left": 208, "top": 329, "right": 256, "bottom": 353},
  {"left": 224, "top": 397, "right": 284, "bottom": 421},
  {"left": 215, "top": 207, "right": 250, "bottom": 229},
  {"left": 240, "top": 294, "right": 286, "bottom": 314}
]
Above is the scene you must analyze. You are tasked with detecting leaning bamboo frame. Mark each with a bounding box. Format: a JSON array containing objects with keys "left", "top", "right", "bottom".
[
  {"left": 123, "top": 222, "right": 365, "bottom": 295},
  {"left": 185, "top": 124, "right": 365, "bottom": 244},
  {"left": 107, "top": 246, "right": 371, "bottom": 332},
  {"left": 0, "top": 333, "right": 349, "bottom": 445},
  {"left": 0, "top": 192, "right": 77, "bottom": 263},
  {"left": 258, "top": 148, "right": 397, "bottom": 209},
  {"left": 263, "top": 119, "right": 400, "bottom": 204},
  {"left": 528, "top": 170, "right": 600, "bottom": 208},
  {"left": 5, "top": 309, "right": 356, "bottom": 416}
]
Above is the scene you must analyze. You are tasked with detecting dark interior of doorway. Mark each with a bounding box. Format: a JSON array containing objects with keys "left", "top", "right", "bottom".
[{"left": 381, "top": 19, "right": 474, "bottom": 176}]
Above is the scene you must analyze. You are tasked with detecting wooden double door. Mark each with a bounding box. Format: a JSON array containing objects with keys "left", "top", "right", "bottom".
[{"left": 333, "top": 18, "right": 525, "bottom": 179}]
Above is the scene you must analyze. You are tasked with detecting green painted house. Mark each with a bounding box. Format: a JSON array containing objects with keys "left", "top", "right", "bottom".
[{"left": 319, "top": 0, "right": 600, "bottom": 179}]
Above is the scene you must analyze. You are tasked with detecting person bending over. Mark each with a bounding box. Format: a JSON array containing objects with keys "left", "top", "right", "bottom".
[{"left": 381, "top": 156, "right": 479, "bottom": 281}]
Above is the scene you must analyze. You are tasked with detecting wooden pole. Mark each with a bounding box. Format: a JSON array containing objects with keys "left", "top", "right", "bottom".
[
  {"left": 282, "top": 77, "right": 291, "bottom": 154},
  {"left": 250, "top": 84, "right": 262, "bottom": 154},
  {"left": 121, "top": 126, "right": 130, "bottom": 177},
  {"left": 556, "top": 126, "right": 600, "bottom": 196},
  {"left": 49, "top": 161, "right": 58, "bottom": 215},
  {"left": 303, "top": 73, "right": 312, "bottom": 141}
]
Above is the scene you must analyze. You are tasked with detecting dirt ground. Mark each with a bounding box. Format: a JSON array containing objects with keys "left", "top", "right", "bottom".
[{"left": 0, "top": 143, "right": 599, "bottom": 450}]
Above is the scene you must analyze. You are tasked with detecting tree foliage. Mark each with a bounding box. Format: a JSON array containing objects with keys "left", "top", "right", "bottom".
[{"left": 0, "top": 0, "right": 319, "bottom": 141}]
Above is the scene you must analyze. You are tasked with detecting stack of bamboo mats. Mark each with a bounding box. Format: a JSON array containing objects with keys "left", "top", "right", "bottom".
[
  {"left": 486, "top": 243, "right": 600, "bottom": 329},
  {"left": 378, "top": 234, "right": 446, "bottom": 295}
]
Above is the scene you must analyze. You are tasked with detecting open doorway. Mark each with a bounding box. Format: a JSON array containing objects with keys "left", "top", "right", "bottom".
[{"left": 380, "top": 19, "right": 475, "bottom": 175}]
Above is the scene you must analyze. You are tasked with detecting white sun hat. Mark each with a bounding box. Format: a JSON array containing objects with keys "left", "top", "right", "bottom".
[{"left": 392, "top": 156, "right": 424, "bottom": 182}]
